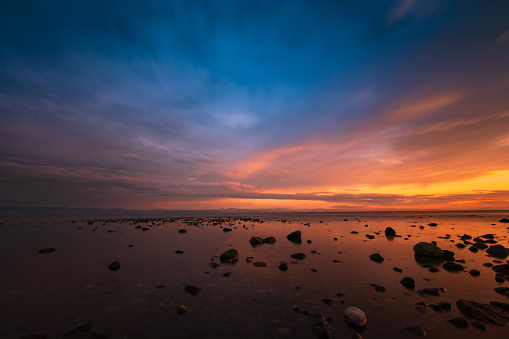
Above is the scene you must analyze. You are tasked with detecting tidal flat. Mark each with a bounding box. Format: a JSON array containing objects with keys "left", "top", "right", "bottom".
[{"left": 1, "top": 211, "right": 509, "bottom": 338}]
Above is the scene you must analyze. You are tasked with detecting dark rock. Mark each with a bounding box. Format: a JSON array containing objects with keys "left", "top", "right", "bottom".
[
  {"left": 176, "top": 305, "right": 188, "bottom": 315},
  {"left": 351, "top": 231, "right": 359, "bottom": 234},
  {"left": 400, "top": 277, "right": 415, "bottom": 289},
  {"left": 455, "top": 243, "right": 466, "bottom": 249},
  {"left": 253, "top": 262, "right": 267, "bottom": 267},
  {"left": 374, "top": 285, "right": 386, "bottom": 292},
  {"left": 457, "top": 300, "right": 509, "bottom": 325},
  {"left": 472, "top": 320, "right": 487, "bottom": 330},
  {"left": 443, "top": 250, "right": 455, "bottom": 260},
  {"left": 449, "top": 317, "right": 468, "bottom": 328},
  {"left": 413, "top": 302, "right": 431, "bottom": 313},
  {"left": 222, "top": 272, "right": 231, "bottom": 277},
  {"left": 20, "top": 333, "right": 48, "bottom": 339},
  {"left": 393, "top": 267, "right": 403, "bottom": 273},
  {"left": 369, "top": 253, "right": 384, "bottom": 263},
  {"left": 287, "top": 230, "right": 302, "bottom": 243},
  {"left": 38, "top": 248, "right": 56, "bottom": 254},
  {"left": 209, "top": 262, "right": 220, "bottom": 269},
  {"left": 107, "top": 261, "right": 120, "bottom": 271},
  {"left": 222, "top": 227, "right": 232, "bottom": 232},
  {"left": 175, "top": 250, "right": 184, "bottom": 254},
  {"left": 64, "top": 322, "right": 94, "bottom": 337},
  {"left": 494, "top": 287, "right": 509, "bottom": 297},
  {"left": 184, "top": 285, "right": 201, "bottom": 295},
  {"left": 310, "top": 268, "right": 317, "bottom": 272},
  {"left": 141, "top": 227, "right": 149, "bottom": 231},
  {"left": 413, "top": 242, "right": 444, "bottom": 258},
  {"left": 421, "top": 288, "right": 439, "bottom": 296},
  {"left": 486, "top": 245, "right": 509, "bottom": 258},
  {"left": 322, "top": 298, "right": 338, "bottom": 304},
  {"left": 468, "top": 246, "right": 478, "bottom": 253},
  {"left": 385, "top": 227, "right": 396, "bottom": 237},
  {"left": 220, "top": 248, "right": 239, "bottom": 263},
  {"left": 483, "top": 262, "right": 494, "bottom": 267},
  {"left": 432, "top": 302, "right": 451, "bottom": 312},
  {"left": 291, "top": 253, "right": 307, "bottom": 260},
  {"left": 178, "top": 229, "right": 187, "bottom": 233},
  {"left": 490, "top": 301, "right": 509, "bottom": 312},
  {"left": 278, "top": 263, "right": 288, "bottom": 271},
  {"left": 475, "top": 243, "right": 488, "bottom": 249},
  {"left": 429, "top": 267, "right": 440, "bottom": 273},
  {"left": 249, "top": 236, "right": 265, "bottom": 246},
  {"left": 264, "top": 236, "right": 276, "bottom": 244},
  {"left": 404, "top": 326, "right": 426, "bottom": 336},
  {"left": 443, "top": 261, "right": 464, "bottom": 271},
  {"left": 469, "top": 269, "right": 480, "bottom": 277},
  {"left": 499, "top": 218, "right": 509, "bottom": 223},
  {"left": 481, "top": 234, "right": 495, "bottom": 240},
  {"left": 428, "top": 223, "right": 437, "bottom": 226},
  {"left": 307, "top": 240, "right": 312, "bottom": 243},
  {"left": 313, "top": 317, "right": 335, "bottom": 338}
]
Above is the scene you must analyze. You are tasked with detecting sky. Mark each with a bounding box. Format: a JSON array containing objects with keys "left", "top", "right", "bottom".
[{"left": 1, "top": 0, "right": 509, "bottom": 211}]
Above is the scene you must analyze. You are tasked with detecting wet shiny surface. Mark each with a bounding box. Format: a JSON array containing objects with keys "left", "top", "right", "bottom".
[{"left": 1, "top": 211, "right": 508, "bottom": 338}]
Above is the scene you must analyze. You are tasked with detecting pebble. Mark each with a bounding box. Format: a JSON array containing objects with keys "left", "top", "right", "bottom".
[{"left": 344, "top": 307, "right": 367, "bottom": 327}]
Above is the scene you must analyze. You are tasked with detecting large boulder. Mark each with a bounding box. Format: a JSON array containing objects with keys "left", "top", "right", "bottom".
[
  {"left": 287, "top": 230, "right": 302, "bottom": 243},
  {"left": 413, "top": 242, "right": 444, "bottom": 258},
  {"left": 220, "top": 248, "right": 239, "bottom": 263},
  {"left": 486, "top": 245, "right": 509, "bottom": 258},
  {"left": 457, "top": 300, "right": 509, "bottom": 326},
  {"left": 499, "top": 218, "right": 509, "bottom": 223}
]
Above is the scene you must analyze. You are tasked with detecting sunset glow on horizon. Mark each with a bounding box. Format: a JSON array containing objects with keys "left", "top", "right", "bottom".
[{"left": 1, "top": 1, "right": 509, "bottom": 211}]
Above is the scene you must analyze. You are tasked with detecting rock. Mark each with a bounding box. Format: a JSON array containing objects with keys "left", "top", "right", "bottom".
[
  {"left": 432, "top": 302, "right": 451, "bottom": 312},
  {"left": 469, "top": 269, "right": 480, "bottom": 276},
  {"left": 374, "top": 285, "right": 386, "bottom": 292},
  {"left": 222, "top": 227, "right": 232, "bottom": 232},
  {"left": 307, "top": 240, "right": 312, "bottom": 244},
  {"left": 209, "top": 262, "right": 220, "bottom": 269},
  {"left": 64, "top": 322, "right": 94, "bottom": 337},
  {"left": 490, "top": 301, "right": 509, "bottom": 312},
  {"left": 369, "top": 253, "right": 384, "bottom": 263},
  {"left": 107, "top": 261, "right": 120, "bottom": 271},
  {"left": 264, "top": 236, "right": 276, "bottom": 244},
  {"left": 178, "top": 229, "right": 187, "bottom": 233},
  {"left": 413, "top": 303, "right": 431, "bottom": 313},
  {"left": 287, "top": 230, "right": 302, "bottom": 243},
  {"left": 38, "top": 248, "right": 56, "bottom": 254},
  {"left": 278, "top": 263, "right": 288, "bottom": 271},
  {"left": 486, "top": 245, "right": 509, "bottom": 258},
  {"left": 472, "top": 320, "right": 487, "bottom": 330},
  {"left": 220, "top": 248, "right": 239, "bottom": 263},
  {"left": 249, "top": 236, "right": 265, "bottom": 246},
  {"left": 176, "top": 305, "right": 188, "bottom": 315},
  {"left": 290, "top": 253, "right": 307, "bottom": 260},
  {"left": 442, "top": 262, "right": 464, "bottom": 271},
  {"left": 455, "top": 243, "right": 466, "bottom": 249},
  {"left": 499, "top": 218, "right": 509, "bottom": 223},
  {"left": 400, "top": 277, "right": 415, "bottom": 289},
  {"left": 175, "top": 250, "right": 184, "bottom": 254},
  {"left": 184, "top": 285, "right": 201, "bottom": 295},
  {"left": 449, "top": 317, "right": 468, "bottom": 328},
  {"left": 253, "top": 262, "right": 267, "bottom": 267},
  {"left": 421, "top": 288, "right": 439, "bottom": 296},
  {"left": 428, "top": 223, "right": 437, "bottom": 226},
  {"left": 481, "top": 234, "right": 495, "bottom": 239},
  {"left": 344, "top": 307, "right": 367, "bottom": 327},
  {"left": 21, "top": 333, "right": 48, "bottom": 339},
  {"left": 393, "top": 267, "right": 403, "bottom": 273},
  {"left": 313, "top": 317, "right": 335, "bottom": 338},
  {"left": 385, "top": 227, "right": 396, "bottom": 236},
  {"left": 457, "top": 300, "right": 509, "bottom": 325},
  {"left": 494, "top": 287, "right": 509, "bottom": 297},
  {"left": 322, "top": 298, "right": 338, "bottom": 305},
  {"left": 413, "top": 242, "right": 444, "bottom": 258},
  {"left": 404, "top": 326, "right": 426, "bottom": 336},
  {"left": 468, "top": 246, "right": 478, "bottom": 253}
]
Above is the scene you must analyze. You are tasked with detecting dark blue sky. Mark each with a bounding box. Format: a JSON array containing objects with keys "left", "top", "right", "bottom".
[{"left": 1, "top": 1, "right": 509, "bottom": 210}]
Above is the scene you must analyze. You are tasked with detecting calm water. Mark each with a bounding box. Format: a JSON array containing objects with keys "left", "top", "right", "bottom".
[{"left": 1, "top": 211, "right": 508, "bottom": 338}]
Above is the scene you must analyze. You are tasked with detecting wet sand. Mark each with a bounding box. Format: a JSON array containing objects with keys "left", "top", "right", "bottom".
[{"left": 1, "top": 211, "right": 508, "bottom": 338}]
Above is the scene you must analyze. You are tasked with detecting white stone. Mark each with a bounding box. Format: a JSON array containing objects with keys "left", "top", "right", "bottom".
[{"left": 344, "top": 307, "right": 367, "bottom": 326}]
